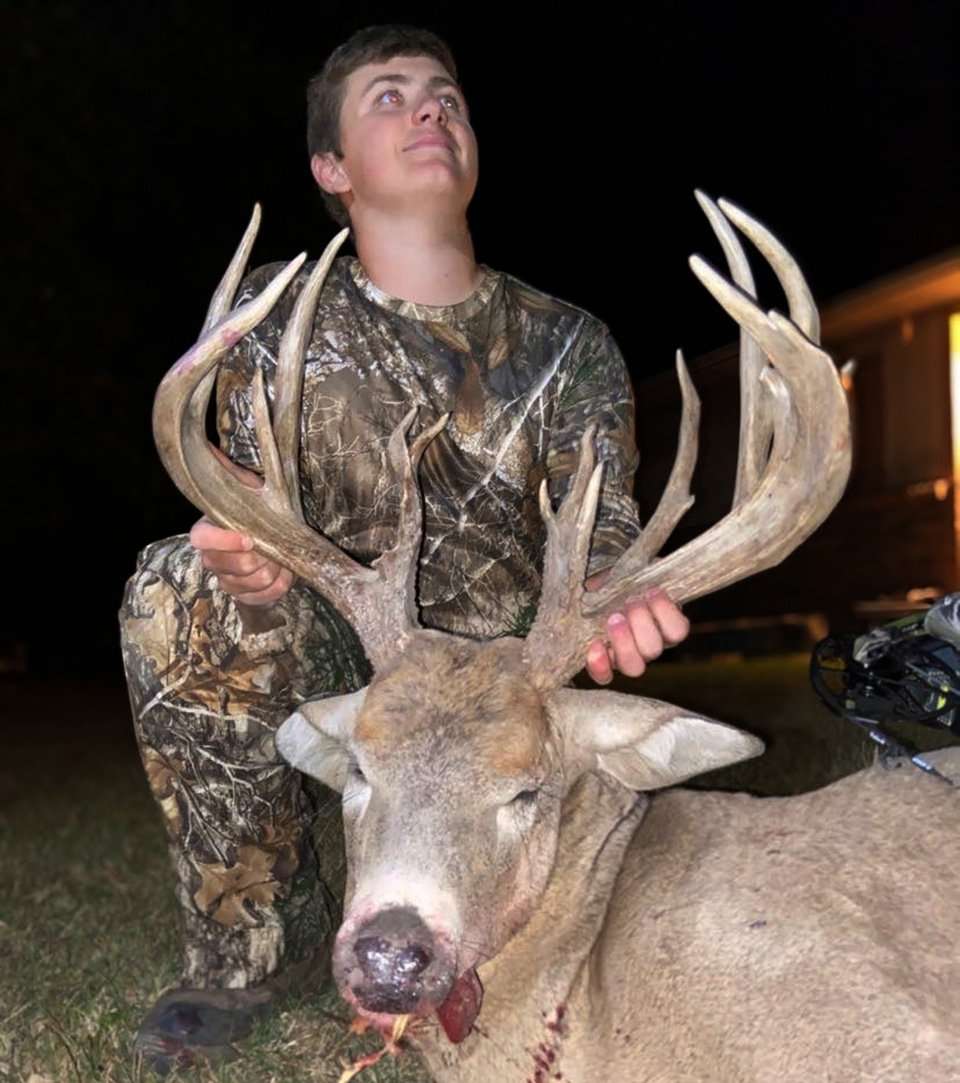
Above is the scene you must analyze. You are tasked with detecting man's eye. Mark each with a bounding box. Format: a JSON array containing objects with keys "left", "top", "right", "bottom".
[
  {"left": 440, "top": 95, "right": 461, "bottom": 111},
  {"left": 378, "top": 89, "right": 402, "bottom": 105}
]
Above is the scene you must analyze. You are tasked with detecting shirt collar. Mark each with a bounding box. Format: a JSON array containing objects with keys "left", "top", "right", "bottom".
[{"left": 348, "top": 259, "right": 499, "bottom": 324}]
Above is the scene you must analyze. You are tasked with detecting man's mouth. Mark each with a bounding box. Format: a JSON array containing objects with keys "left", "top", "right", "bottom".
[{"left": 405, "top": 137, "right": 454, "bottom": 153}]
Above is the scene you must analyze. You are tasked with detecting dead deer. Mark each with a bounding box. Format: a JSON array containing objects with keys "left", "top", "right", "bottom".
[{"left": 153, "top": 197, "right": 960, "bottom": 1082}]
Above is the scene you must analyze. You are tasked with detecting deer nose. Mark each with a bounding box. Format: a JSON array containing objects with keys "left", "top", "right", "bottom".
[
  {"left": 351, "top": 907, "right": 437, "bottom": 1013},
  {"left": 355, "top": 936, "right": 432, "bottom": 979}
]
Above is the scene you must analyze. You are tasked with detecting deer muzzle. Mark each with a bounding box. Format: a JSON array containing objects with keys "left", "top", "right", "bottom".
[{"left": 337, "top": 905, "right": 457, "bottom": 1017}]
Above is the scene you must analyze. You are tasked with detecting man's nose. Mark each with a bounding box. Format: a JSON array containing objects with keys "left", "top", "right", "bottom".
[{"left": 416, "top": 98, "right": 447, "bottom": 125}]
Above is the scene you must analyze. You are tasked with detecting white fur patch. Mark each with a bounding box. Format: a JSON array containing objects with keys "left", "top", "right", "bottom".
[
  {"left": 274, "top": 710, "right": 321, "bottom": 770},
  {"left": 348, "top": 870, "right": 463, "bottom": 940},
  {"left": 300, "top": 687, "right": 367, "bottom": 738}
]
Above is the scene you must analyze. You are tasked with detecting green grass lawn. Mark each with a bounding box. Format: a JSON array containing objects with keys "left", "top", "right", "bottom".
[
  {"left": 0, "top": 677, "right": 429, "bottom": 1083},
  {"left": 1, "top": 658, "right": 954, "bottom": 1082}
]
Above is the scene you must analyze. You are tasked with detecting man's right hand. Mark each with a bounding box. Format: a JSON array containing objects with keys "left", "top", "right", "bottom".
[
  {"left": 188, "top": 447, "right": 295, "bottom": 606},
  {"left": 190, "top": 518, "right": 294, "bottom": 605}
]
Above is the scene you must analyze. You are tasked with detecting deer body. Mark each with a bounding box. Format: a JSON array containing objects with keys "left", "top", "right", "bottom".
[{"left": 416, "top": 750, "right": 960, "bottom": 1083}]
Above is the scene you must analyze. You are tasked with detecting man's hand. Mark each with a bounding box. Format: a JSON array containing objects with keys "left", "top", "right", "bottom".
[
  {"left": 188, "top": 449, "right": 294, "bottom": 606},
  {"left": 584, "top": 575, "right": 689, "bottom": 684}
]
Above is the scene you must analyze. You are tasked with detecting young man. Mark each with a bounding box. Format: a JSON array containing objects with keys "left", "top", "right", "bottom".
[{"left": 120, "top": 24, "right": 688, "bottom": 1074}]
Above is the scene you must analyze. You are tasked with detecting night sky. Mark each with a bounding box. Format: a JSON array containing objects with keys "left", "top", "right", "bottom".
[{"left": 5, "top": 1, "right": 957, "bottom": 674}]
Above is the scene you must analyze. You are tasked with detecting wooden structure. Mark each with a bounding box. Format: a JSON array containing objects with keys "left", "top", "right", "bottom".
[{"left": 635, "top": 250, "right": 960, "bottom": 636}]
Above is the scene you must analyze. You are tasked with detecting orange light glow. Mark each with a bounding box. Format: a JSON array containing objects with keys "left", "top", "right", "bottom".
[{"left": 951, "top": 313, "right": 960, "bottom": 483}]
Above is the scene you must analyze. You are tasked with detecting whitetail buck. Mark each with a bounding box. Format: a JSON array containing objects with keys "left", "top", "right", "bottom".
[{"left": 154, "top": 198, "right": 960, "bottom": 1082}]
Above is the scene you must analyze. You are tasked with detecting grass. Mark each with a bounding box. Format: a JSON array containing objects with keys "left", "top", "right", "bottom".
[
  {"left": 1, "top": 657, "right": 955, "bottom": 1082},
  {"left": 0, "top": 676, "right": 430, "bottom": 1083},
  {"left": 633, "top": 652, "right": 956, "bottom": 794}
]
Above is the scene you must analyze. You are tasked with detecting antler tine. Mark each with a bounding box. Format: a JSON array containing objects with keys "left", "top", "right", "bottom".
[
  {"left": 696, "top": 190, "right": 771, "bottom": 508},
  {"left": 592, "top": 254, "right": 847, "bottom": 604},
  {"left": 718, "top": 198, "right": 820, "bottom": 344},
  {"left": 273, "top": 228, "right": 351, "bottom": 518},
  {"left": 523, "top": 427, "right": 604, "bottom": 671},
  {"left": 695, "top": 191, "right": 756, "bottom": 299},
  {"left": 154, "top": 246, "right": 307, "bottom": 514},
  {"left": 372, "top": 409, "right": 452, "bottom": 640},
  {"left": 154, "top": 215, "right": 437, "bottom": 670},
  {"left": 175, "top": 205, "right": 270, "bottom": 515},
  {"left": 604, "top": 350, "right": 700, "bottom": 579},
  {"left": 203, "top": 204, "right": 262, "bottom": 334},
  {"left": 154, "top": 248, "right": 377, "bottom": 600},
  {"left": 523, "top": 211, "right": 851, "bottom": 692},
  {"left": 522, "top": 355, "right": 697, "bottom": 684}
]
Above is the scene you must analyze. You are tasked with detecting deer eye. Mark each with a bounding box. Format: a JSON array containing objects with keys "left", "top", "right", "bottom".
[
  {"left": 510, "top": 787, "right": 540, "bottom": 806},
  {"left": 349, "top": 761, "right": 367, "bottom": 783}
]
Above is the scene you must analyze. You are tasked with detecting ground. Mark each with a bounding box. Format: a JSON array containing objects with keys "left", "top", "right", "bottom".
[{"left": 1, "top": 656, "right": 955, "bottom": 1082}]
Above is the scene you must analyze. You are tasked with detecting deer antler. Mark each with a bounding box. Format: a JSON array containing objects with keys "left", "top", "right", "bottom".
[
  {"left": 522, "top": 195, "right": 852, "bottom": 691},
  {"left": 152, "top": 206, "right": 446, "bottom": 670}
]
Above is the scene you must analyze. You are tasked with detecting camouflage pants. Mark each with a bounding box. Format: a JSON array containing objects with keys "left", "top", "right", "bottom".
[{"left": 119, "top": 535, "right": 371, "bottom": 989}]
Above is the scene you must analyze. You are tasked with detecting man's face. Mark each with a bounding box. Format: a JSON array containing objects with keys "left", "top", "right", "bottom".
[{"left": 313, "top": 55, "right": 479, "bottom": 221}]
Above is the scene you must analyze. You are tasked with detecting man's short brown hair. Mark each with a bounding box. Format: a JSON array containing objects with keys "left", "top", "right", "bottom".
[{"left": 306, "top": 25, "right": 459, "bottom": 227}]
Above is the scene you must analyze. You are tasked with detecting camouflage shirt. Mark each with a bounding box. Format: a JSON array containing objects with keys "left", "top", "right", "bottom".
[{"left": 217, "top": 256, "right": 640, "bottom": 639}]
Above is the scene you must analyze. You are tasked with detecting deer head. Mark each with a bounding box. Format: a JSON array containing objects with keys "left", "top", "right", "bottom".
[{"left": 153, "top": 196, "right": 851, "bottom": 1038}]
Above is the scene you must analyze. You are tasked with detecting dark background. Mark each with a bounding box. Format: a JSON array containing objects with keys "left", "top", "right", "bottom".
[{"left": 4, "top": 1, "right": 957, "bottom": 677}]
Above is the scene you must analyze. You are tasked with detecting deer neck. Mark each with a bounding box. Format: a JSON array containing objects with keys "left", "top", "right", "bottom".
[{"left": 417, "top": 772, "right": 646, "bottom": 1080}]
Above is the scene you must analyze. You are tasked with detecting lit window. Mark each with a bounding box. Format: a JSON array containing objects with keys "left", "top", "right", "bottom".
[{"left": 951, "top": 313, "right": 960, "bottom": 481}]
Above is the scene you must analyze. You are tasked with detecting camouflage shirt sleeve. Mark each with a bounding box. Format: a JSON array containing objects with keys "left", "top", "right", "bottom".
[{"left": 546, "top": 318, "right": 641, "bottom": 575}]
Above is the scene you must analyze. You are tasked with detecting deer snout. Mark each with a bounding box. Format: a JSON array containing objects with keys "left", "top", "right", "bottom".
[{"left": 343, "top": 906, "right": 456, "bottom": 1016}]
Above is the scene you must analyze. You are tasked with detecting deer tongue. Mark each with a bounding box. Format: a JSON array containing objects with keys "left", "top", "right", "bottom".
[{"left": 436, "top": 967, "right": 483, "bottom": 1043}]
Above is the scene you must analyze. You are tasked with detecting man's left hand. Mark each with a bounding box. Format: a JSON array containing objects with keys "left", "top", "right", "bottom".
[{"left": 584, "top": 577, "right": 689, "bottom": 684}]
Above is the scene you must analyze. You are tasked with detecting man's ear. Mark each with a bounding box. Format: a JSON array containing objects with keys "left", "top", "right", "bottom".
[
  {"left": 311, "top": 151, "right": 352, "bottom": 195},
  {"left": 275, "top": 687, "right": 367, "bottom": 793},
  {"left": 548, "top": 688, "right": 764, "bottom": 791}
]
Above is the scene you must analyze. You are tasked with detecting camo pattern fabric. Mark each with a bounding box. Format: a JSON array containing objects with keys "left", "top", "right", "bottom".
[
  {"left": 120, "top": 256, "right": 640, "bottom": 990},
  {"left": 218, "top": 256, "right": 641, "bottom": 639},
  {"left": 121, "top": 535, "right": 371, "bottom": 988}
]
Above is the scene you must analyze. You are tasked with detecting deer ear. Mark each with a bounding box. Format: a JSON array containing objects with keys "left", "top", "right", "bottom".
[
  {"left": 275, "top": 687, "right": 367, "bottom": 793},
  {"left": 548, "top": 688, "right": 763, "bottom": 791}
]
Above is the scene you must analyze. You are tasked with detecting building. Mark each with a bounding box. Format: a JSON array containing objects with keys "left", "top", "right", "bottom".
[{"left": 635, "top": 250, "right": 960, "bottom": 642}]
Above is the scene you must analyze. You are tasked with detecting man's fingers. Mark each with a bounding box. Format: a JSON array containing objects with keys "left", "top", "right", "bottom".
[
  {"left": 586, "top": 639, "right": 614, "bottom": 685},
  {"left": 189, "top": 517, "right": 253, "bottom": 554},
  {"left": 643, "top": 588, "right": 690, "bottom": 646},
  {"left": 606, "top": 613, "right": 647, "bottom": 678},
  {"left": 235, "top": 567, "right": 295, "bottom": 606},
  {"left": 622, "top": 601, "right": 664, "bottom": 662},
  {"left": 216, "top": 561, "right": 286, "bottom": 597},
  {"left": 201, "top": 549, "right": 271, "bottom": 577},
  {"left": 587, "top": 589, "right": 690, "bottom": 683},
  {"left": 190, "top": 513, "right": 294, "bottom": 605}
]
